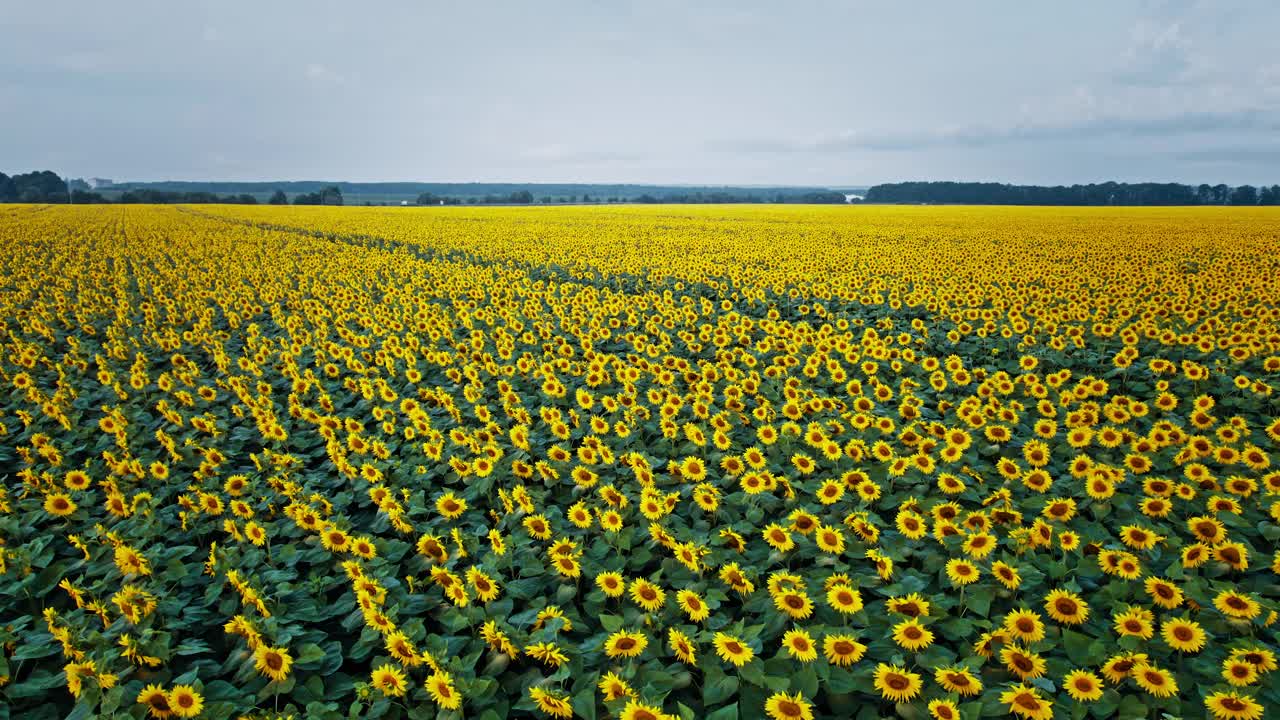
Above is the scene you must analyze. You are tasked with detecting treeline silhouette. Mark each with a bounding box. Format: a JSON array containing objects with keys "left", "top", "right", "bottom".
[
  {"left": 865, "top": 181, "right": 1280, "bottom": 205},
  {"left": 416, "top": 190, "right": 849, "bottom": 205}
]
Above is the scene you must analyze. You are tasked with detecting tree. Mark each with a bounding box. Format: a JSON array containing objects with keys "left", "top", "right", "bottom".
[
  {"left": 71, "top": 189, "right": 108, "bottom": 204},
  {"left": 294, "top": 186, "right": 343, "bottom": 206},
  {"left": 508, "top": 190, "right": 533, "bottom": 204},
  {"left": 862, "top": 180, "right": 1247, "bottom": 206},
  {"left": 1229, "top": 185, "right": 1258, "bottom": 205},
  {"left": 268, "top": 190, "right": 288, "bottom": 205},
  {"left": 11, "top": 171, "right": 69, "bottom": 203},
  {"left": 0, "top": 172, "right": 15, "bottom": 202},
  {"left": 1259, "top": 185, "right": 1280, "bottom": 206}
]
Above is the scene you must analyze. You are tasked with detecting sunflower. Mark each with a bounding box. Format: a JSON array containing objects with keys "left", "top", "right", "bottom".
[
  {"left": 167, "top": 685, "right": 204, "bottom": 718},
  {"left": 467, "top": 568, "right": 501, "bottom": 602},
  {"left": 524, "top": 514, "right": 553, "bottom": 540},
  {"left": 44, "top": 493, "right": 77, "bottom": 517},
  {"left": 370, "top": 664, "right": 408, "bottom": 697},
  {"left": 886, "top": 592, "right": 930, "bottom": 617},
  {"left": 529, "top": 687, "right": 574, "bottom": 718},
  {"left": 719, "top": 562, "right": 755, "bottom": 595},
  {"left": 713, "top": 632, "right": 754, "bottom": 667},
  {"left": 961, "top": 532, "right": 996, "bottom": 559},
  {"left": 384, "top": 631, "right": 422, "bottom": 666},
  {"left": 762, "top": 523, "right": 796, "bottom": 552},
  {"left": 999, "top": 684, "right": 1053, "bottom": 720},
  {"left": 619, "top": 700, "right": 671, "bottom": 720},
  {"left": 1182, "top": 542, "right": 1211, "bottom": 567},
  {"left": 1222, "top": 659, "right": 1259, "bottom": 686},
  {"left": 425, "top": 672, "right": 462, "bottom": 710},
  {"left": 525, "top": 642, "right": 569, "bottom": 668},
  {"left": 934, "top": 666, "right": 982, "bottom": 696},
  {"left": 822, "top": 633, "right": 866, "bottom": 666},
  {"left": 1230, "top": 647, "right": 1277, "bottom": 672},
  {"left": 927, "top": 699, "right": 961, "bottom": 720},
  {"left": 774, "top": 590, "right": 813, "bottom": 620},
  {"left": 788, "top": 510, "right": 818, "bottom": 534},
  {"left": 1161, "top": 617, "right": 1206, "bottom": 652},
  {"left": 137, "top": 683, "right": 173, "bottom": 719},
  {"left": 782, "top": 628, "right": 817, "bottom": 662},
  {"left": 629, "top": 579, "right": 666, "bottom": 612},
  {"left": 1044, "top": 588, "right": 1089, "bottom": 625},
  {"left": 892, "top": 618, "right": 934, "bottom": 651},
  {"left": 1100, "top": 652, "right": 1148, "bottom": 684},
  {"left": 1063, "top": 669, "right": 1103, "bottom": 701},
  {"left": 816, "top": 479, "right": 844, "bottom": 504},
  {"left": 435, "top": 492, "right": 467, "bottom": 519},
  {"left": 1001, "top": 645, "right": 1047, "bottom": 680},
  {"left": 533, "top": 606, "right": 571, "bottom": 633},
  {"left": 1188, "top": 515, "right": 1227, "bottom": 543},
  {"left": 596, "top": 571, "right": 625, "bottom": 597},
  {"left": 1214, "top": 590, "right": 1261, "bottom": 619},
  {"left": 945, "top": 559, "right": 979, "bottom": 586},
  {"left": 872, "top": 663, "right": 922, "bottom": 703},
  {"left": 897, "top": 511, "right": 929, "bottom": 539},
  {"left": 1144, "top": 576, "right": 1184, "bottom": 609},
  {"left": 64, "top": 470, "right": 91, "bottom": 491},
  {"left": 552, "top": 554, "right": 581, "bottom": 578},
  {"left": 676, "top": 589, "right": 710, "bottom": 621},
  {"left": 669, "top": 628, "right": 697, "bottom": 664},
  {"left": 814, "top": 524, "right": 845, "bottom": 554},
  {"left": 253, "top": 645, "right": 293, "bottom": 682},
  {"left": 764, "top": 691, "right": 813, "bottom": 720},
  {"left": 1119, "top": 525, "right": 1161, "bottom": 550},
  {"left": 1003, "top": 609, "right": 1045, "bottom": 644},
  {"left": 599, "top": 509, "right": 624, "bottom": 532},
  {"left": 1132, "top": 664, "right": 1178, "bottom": 697},
  {"left": 1203, "top": 691, "right": 1265, "bottom": 720},
  {"left": 598, "top": 671, "right": 635, "bottom": 701},
  {"left": 604, "top": 630, "right": 648, "bottom": 659},
  {"left": 1113, "top": 606, "right": 1154, "bottom": 640},
  {"left": 826, "top": 584, "right": 863, "bottom": 614}
]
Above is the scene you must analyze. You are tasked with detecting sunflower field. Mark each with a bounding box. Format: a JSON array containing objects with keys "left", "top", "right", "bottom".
[{"left": 1, "top": 203, "right": 1278, "bottom": 720}]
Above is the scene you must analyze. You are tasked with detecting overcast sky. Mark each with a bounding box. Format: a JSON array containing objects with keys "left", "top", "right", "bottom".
[{"left": 2, "top": 1, "right": 1278, "bottom": 185}]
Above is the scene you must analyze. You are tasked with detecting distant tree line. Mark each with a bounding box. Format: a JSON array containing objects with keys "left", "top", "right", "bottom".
[
  {"left": 0, "top": 170, "right": 358, "bottom": 206},
  {"left": 116, "top": 189, "right": 259, "bottom": 205},
  {"left": 865, "top": 181, "right": 1280, "bottom": 206},
  {"left": 0, "top": 171, "right": 70, "bottom": 203},
  {"left": 290, "top": 186, "right": 343, "bottom": 205},
  {"left": 415, "top": 189, "right": 849, "bottom": 205}
]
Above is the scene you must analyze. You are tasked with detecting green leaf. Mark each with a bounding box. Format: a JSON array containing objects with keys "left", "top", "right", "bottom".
[
  {"left": 1061, "top": 629, "right": 1095, "bottom": 666},
  {"left": 573, "top": 686, "right": 597, "bottom": 720},
  {"left": 965, "top": 590, "right": 992, "bottom": 617},
  {"left": 793, "top": 666, "right": 819, "bottom": 698},
  {"left": 706, "top": 702, "right": 739, "bottom": 720},
  {"left": 10, "top": 640, "right": 59, "bottom": 661},
  {"left": 738, "top": 661, "right": 766, "bottom": 688},
  {"left": 703, "top": 669, "right": 738, "bottom": 705},
  {"left": 827, "top": 667, "right": 858, "bottom": 693},
  {"left": 295, "top": 642, "right": 328, "bottom": 669},
  {"left": 1116, "top": 694, "right": 1147, "bottom": 719}
]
